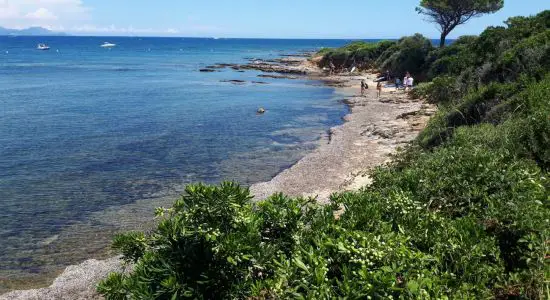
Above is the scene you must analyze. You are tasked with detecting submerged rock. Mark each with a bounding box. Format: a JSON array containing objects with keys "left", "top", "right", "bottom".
[
  {"left": 221, "top": 79, "right": 246, "bottom": 85},
  {"left": 205, "top": 65, "right": 227, "bottom": 69},
  {"left": 257, "top": 74, "right": 298, "bottom": 79}
]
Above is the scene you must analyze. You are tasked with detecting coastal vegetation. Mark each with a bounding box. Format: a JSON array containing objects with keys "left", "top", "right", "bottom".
[{"left": 98, "top": 10, "right": 549, "bottom": 299}]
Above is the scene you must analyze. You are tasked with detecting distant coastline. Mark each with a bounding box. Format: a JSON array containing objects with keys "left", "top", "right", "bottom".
[
  {"left": 0, "top": 26, "right": 67, "bottom": 36},
  {"left": 0, "top": 32, "right": 453, "bottom": 46}
]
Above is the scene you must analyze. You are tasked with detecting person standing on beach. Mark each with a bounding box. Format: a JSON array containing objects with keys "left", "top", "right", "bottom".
[
  {"left": 395, "top": 78, "right": 401, "bottom": 91},
  {"left": 405, "top": 74, "right": 414, "bottom": 91},
  {"left": 360, "top": 80, "right": 368, "bottom": 96},
  {"left": 329, "top": 60, "right": 336, "bottom": 75},
  {"left": 376, "top": 81, "right": 382, "bottom": 98},
  {"left": 403, "top": 72, "right": 410, "bottom": 92}
]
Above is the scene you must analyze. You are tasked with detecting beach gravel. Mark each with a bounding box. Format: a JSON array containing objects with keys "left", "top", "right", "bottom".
[{"left": 0, "top": 257, "right": 125, "bottom": 300}]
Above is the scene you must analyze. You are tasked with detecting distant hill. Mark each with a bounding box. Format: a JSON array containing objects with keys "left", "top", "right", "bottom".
[{"left": 0, "top": 26, "right": 67, "bottom": 36}]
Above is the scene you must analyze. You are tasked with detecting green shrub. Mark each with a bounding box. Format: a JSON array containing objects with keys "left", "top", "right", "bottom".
[
  {"left": 417, "top": 81, "right": 524, "bottom": 148},
  {"left": 99, "top": 160, "right": 548, "bottom": 299},
  {"left": 411, "top": 76, "right": 462, "bottom": 105},
  {"left": 494, "top": 30, "right": 550, "bottom": 82},
  {"left": 97, "top": 183, "right": 328, "bottom": 299},
  {"left": 505, "top": 76, "right": 550, "bottom": 168},
  {"left": 427, "top": 35, "right": 478, "bottom": 80},
  {"left": 376, "top": 33, "right": 434, "bottom": 80},
  {"left": 318, "top": 40, "right": 396, "bottom": 71},
  {"left": 315, "top": 47, "right": 332, "bottom": 56}
]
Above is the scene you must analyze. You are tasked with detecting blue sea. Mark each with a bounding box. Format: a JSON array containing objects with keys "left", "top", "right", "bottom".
[{"left": 0, "top": 36, "right": 356, "bottom": 290}]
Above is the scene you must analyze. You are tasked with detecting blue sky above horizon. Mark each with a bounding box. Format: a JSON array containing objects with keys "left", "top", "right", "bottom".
[{"left": 1, "top": 1, "right": 548, "bottom": 38}]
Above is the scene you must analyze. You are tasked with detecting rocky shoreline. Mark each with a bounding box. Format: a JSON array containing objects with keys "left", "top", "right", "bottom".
[{"left": 1, "top": 53, "right": 434, "bottom": 300}]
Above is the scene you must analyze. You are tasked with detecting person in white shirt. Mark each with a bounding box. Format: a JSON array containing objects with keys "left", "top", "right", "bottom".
[
  {"left": 406, "top": 76, "right": 414, "bottom": 91},
  {"left": 404, "top": 72, "right": 414, "bottom": 91}
]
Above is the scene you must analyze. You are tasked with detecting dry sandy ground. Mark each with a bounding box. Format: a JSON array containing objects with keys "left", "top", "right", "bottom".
[{"left": 1, "top": 63, "right": 435, "bottom": 300}]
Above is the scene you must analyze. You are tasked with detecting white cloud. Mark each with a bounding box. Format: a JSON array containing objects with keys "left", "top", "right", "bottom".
[
  {"left": 0, "top": 1, "right": 220, "bottom": 36},
  {"left": 68, "top": 24, "right": 186, "bottom": 36},
  {"left": 0, "top": 0, "right": 90, "bottom": 28},
  {"left": 25, "top": 8, "right": 58, "bottom": 20}
]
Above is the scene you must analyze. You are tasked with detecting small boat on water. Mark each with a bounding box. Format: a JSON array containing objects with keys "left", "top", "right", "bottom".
[
  {"left": 100, "top": 42, "right": 116, "bottom": 48},
  {"left": 37, "top": 43, "right": 50, "bottom": 50}
]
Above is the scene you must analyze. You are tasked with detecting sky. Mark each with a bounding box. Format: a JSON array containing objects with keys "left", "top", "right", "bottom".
[{"left": 0, "top": 0, "right": 549, "bottom": 38}]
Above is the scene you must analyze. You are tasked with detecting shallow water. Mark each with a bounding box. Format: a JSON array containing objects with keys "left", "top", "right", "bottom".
[{"left": 0, "top": 36, "right": 355, "bottom": 290}]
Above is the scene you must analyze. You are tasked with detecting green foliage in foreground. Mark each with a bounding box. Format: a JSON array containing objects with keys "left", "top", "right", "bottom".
[{"left": 98, "top": 131, "right": 550, "bottom": 298}]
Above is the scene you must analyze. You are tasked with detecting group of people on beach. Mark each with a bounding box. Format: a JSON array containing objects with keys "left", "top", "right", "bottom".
[{"left": 361, "top": 71, "right": 414, "bottom": 98}]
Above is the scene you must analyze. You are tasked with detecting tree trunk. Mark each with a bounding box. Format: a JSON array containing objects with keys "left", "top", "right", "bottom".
[{"left": 439, "top": 32, "right": 447, "bottom": 48}]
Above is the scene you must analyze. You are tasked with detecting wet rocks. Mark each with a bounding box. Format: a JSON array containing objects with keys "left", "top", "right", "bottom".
[
  {"left": 214, "top": 63, "right": 238, "bottom": 68},
  {"left": 340, "top": 98, "right": 356, "bottom": 105},
  {"left": 257, "top": 74, "right": 298, "bottom": 79},
  {"left": 221, "top": 79, "right": 246, "bottom": 85},
  {"left": 205, "top": 65, "right": 228, "bottom": 69},
  {"left": 321, "top": 79, "right": 351, "bottom": 88},
  {"left": 200, "top": 55, "right": 308, "bottom": 78},
  {"left": 237, "top": 62, "right": 307, "bottom": 74}
]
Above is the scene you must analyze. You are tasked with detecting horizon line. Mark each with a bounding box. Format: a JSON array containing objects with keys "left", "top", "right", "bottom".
[{"left": 1, "top": 34, "right": 458, "bottom": 41}]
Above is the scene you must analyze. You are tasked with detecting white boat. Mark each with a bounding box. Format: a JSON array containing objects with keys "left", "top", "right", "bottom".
[
  {"left": 37, "top": 43, "right": 50, "bottom": 50},
  {"left": 100, "top": 42, "right": 116, "bottom": 48}
]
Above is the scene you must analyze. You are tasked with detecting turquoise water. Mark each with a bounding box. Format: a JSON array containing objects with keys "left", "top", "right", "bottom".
[{"left": 0, "top": 36, "right": 352, "bottom": 288}]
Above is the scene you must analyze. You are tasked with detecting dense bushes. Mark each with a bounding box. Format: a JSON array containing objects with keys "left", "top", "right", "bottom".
[
  {"left": 318, "top": 41, "right": 395, "bottom": 71},
  {"left": 99, "top": 10, "right": 550, "bottom": 299},
  {"left": 427, "top": 10, "right": 550, "bottom": 87},
  {"left": 376, "top": 34, "right": 434, "bottom": 81},
  {"left": 318, "top": 10, "right": 549, "bottom": 87},
  {"left": 410, "top": 75, "right": 461, "bottom": 104},
  {"left": 318, "top": 35, "right": 434, "bottom": 80},
  {"left": 98, "top": 149, "right": 549, "bottom": 299}
]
